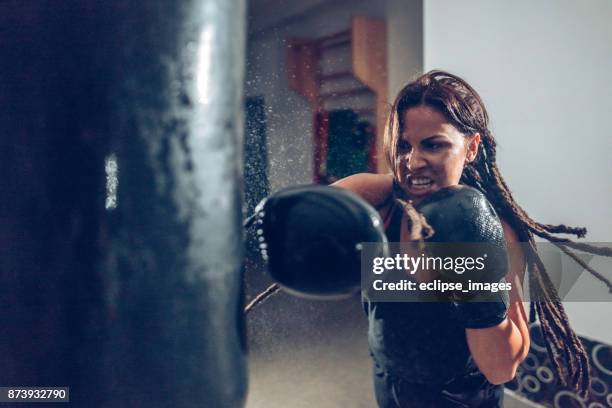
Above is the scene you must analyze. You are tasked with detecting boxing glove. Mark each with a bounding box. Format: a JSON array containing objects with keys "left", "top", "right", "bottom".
[
  {"left": 416, "top": 185, "right": 510, "bottom": 328},
  {"left": 253, "top": 185, "right": 388, "bottom": 299}
]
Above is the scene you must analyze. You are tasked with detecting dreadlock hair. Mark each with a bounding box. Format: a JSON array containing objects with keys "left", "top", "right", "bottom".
[{"left": 383, "top": 70, "right": 612, "bottom": 398}]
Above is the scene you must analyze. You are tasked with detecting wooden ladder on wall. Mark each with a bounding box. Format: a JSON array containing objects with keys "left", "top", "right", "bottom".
[{"left": 287, "top": 15, "right": 388, "bottom": 181}]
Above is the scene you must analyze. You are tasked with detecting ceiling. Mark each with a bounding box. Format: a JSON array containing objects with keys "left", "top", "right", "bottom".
[{"left": 247, "top": 0, "right": 337, "bottom": 35}]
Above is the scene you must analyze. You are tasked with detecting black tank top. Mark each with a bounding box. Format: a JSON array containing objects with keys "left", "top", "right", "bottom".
[{"left": 365, "top": 198, "right": 504, "bottom": 407}]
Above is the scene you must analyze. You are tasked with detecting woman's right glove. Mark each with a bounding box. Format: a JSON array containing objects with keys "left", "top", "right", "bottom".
[{"left": 253, "top": 184, "right": 388, "bottom": 299}]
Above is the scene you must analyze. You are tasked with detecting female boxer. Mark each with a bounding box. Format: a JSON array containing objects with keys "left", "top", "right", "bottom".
[{"left": 333, "top": 70, "right": 610, "bottom": 407}]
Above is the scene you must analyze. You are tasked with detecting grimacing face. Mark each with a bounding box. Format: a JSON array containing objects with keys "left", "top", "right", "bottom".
[{"left": 396, "top": 105, "right": 480, "bottom": 202}]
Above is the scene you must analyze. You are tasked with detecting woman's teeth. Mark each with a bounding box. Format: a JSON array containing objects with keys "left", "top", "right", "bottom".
[{"left": 410, "top": 177, "right": 433, "bottom": 186}]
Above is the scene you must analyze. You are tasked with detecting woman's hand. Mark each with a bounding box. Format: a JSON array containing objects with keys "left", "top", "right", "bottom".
[{"left": 465, "top": 221, "right": 530, "bottom": 384}]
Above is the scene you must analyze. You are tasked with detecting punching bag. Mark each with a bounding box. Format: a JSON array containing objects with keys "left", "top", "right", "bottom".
[{"left": 0, "top": 1, "right": 247, "bottom": 406}]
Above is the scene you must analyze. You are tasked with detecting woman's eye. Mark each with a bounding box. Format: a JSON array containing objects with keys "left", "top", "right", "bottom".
[{"left": 424, "top": 142, "right": 442, "bottom": 151}]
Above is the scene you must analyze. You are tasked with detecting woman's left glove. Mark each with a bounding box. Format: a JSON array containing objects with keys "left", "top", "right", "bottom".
[{"left": 416, "top": 185, "right": 510, "bottom": 329}]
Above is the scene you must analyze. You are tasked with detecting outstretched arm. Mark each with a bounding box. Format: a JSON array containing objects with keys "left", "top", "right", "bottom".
[{"left": 331, "top": 173, "right": 394, "bottom": 210}]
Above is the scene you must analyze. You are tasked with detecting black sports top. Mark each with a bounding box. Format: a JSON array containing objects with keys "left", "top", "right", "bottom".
[{"left": 364, "top": 198, "right": 504, "bottom": 407}]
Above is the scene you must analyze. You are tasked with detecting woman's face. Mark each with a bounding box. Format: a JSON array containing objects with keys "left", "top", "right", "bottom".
[{"left": 396, "top": 105, "right": 480, "bottom": 201}]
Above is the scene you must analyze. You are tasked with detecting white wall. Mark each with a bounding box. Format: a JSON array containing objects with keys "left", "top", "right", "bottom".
[
  {"left": 386, "top": 0, "right": 423, "bottom": 98},
  {"left": 424, "top": 0, "right": 612, "bottom": 342}
]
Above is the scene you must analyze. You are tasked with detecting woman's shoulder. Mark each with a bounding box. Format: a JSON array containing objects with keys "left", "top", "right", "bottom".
[
  {"left": 499, "top": 219, "right": 521, "bottom": 244},
  {"left": 331, "top": 173, "right": 394, "bottom": 209}
]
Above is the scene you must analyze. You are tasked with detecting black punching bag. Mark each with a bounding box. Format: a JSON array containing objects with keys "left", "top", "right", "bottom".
[{"left": 0, "top": 1, "right": 247, "bottom": 407}]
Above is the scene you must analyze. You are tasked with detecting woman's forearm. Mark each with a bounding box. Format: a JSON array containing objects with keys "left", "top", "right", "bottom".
[
  {"left": 466, "top": 310, "right": 528, "bottom": 384},
  {"left": 507, "top": 300, "right": 531, "bottom": 361}
]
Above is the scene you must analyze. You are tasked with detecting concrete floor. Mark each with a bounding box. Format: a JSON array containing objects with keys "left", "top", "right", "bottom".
[{"left": 244, "top": 265, "right": 376, "bottom": 408}]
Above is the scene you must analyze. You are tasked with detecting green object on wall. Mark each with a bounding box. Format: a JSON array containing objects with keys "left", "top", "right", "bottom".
[{"left": 326, "top": 109, "right": 373, "bottom": 182}]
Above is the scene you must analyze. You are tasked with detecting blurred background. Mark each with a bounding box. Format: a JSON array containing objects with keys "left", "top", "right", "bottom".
[{"left": 244, "top": 1, "right": 612, "bottom": 407}]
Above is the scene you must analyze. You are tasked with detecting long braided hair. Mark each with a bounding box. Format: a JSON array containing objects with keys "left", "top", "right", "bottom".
[{"left": 384, "top": 70, "right": 612, "bottom": 398}]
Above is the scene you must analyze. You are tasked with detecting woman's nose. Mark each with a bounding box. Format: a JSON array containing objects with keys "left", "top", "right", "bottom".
[{"left": 407, "top": 149, "right": 426, "bottom": 172}]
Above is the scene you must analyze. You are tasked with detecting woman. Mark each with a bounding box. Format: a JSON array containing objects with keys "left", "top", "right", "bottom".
[{"left": 333, "top": 70, "right": 605, "bottom": 407}]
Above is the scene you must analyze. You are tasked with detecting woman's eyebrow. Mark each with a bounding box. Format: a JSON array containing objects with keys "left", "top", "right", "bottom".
[{"left": 421, "top": 134, "right": 448, "bottom": 142}]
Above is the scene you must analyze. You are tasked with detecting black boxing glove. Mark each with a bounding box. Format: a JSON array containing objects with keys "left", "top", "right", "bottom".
[
  {"left": 416, "top": 185, "right": 509, "bottom": 329},
  {"left": 253, "top": 185, "right": 388, "bottom": 299}
]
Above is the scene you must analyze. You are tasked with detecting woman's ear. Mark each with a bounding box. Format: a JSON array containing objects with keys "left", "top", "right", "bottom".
[{"left": 465, "top": 133, "right": 481, "bottom": 163}]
